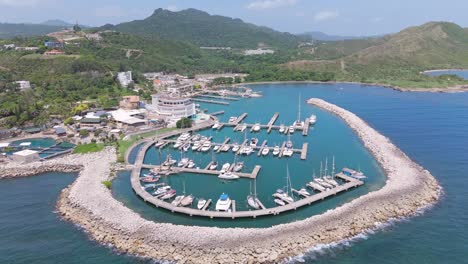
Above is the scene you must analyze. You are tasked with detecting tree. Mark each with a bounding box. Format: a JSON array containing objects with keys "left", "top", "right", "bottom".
[
  {"left": 79, "top": 129, "right": 89, "bottom": 137},
  {"left": 176, "top": 117, "right": 192, "bottom": 129}
]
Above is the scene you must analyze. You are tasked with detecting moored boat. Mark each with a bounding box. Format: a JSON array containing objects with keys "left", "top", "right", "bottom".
[
  {"left": 233, "top": 161, "right": 244, "bottom": 172},
  {"left": 179, "top": 195, "right": 194, "bottom": 207},
  {"left": 274, "top": 199, "right": 286, "bottom": 206},
  {"left": 197, "top": 198, "right": 207, "bottom": 210},
  {"left": 191, "top": 141, "right": 201, "bottom": 151},
  {"left": 209, "top": 161, "right": 218, "bottom": 170},
  {"left": 228, "top": 116, "right": 237, "bottom": 123},
  {"left": 215, "top": 193, "right": 232, "bottom": 211},
  {"left": 250, "top": 138, "right": 259, "bottom": 147},
  {"left": 172, "top": 195, "right": 185, "bottom": 206},
  {"left": 218, "top": 171, "right": 240, "bottom": 180},
  {"left": 252, "top": 123, "right": 261, "bottom": 132},
  {"left": 160, "top": 189, "right": 176, "bottom": 200},
  {"left": 272, "top": 146, "right": 280, "bottom": 156},
  {"left": 232, "top": 143, "right": 240, "bottom": 152},
  {"left": 187, "top": 160, "right": 196, "bottom": 168},
  {"left": 247, "top": 195, "right": 260, "bottom": 210},
  {"left": 279, "top": 124, "right": 285, "bottom": 133},
  {"left": 220, "top": 163, "right": 231, "bottom": 172},
  {"left": 261, "top": 147, "right": 270, "bottom": 156},
  {"left": 154, "top": 186, "right": 171, "bottom": 196},
  {"left": 309, "top": 114, "right": 317, "bottom": 125}
]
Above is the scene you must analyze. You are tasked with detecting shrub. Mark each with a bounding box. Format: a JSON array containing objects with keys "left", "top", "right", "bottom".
[{"left": 102, "top": 180, "right": 112, "bottom": 189}]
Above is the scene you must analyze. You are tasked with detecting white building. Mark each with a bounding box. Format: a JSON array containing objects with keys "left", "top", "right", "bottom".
[
  {"left": 15, "top": 47, "right": 39, "bottom": 51},
  {"left": 15, "top": 81, "right": 31, "bottom": 90},
  {"left": 12, "top": 149, "right": 39, "bottom": 163},
  {"left": 150, "top": 94, "right": 196, "bottom": 121},
  {"left": 109, "top": 109, "right": 146, "bottom": 128},
  {"left": 244, "top": 49, "right": 275, "bottom": 55},
  {"left": 167, "top": 84, "right": 194, "bottom": 94},
  {"left": 117, "top": 71, "right": 133, "bottom": 87}
]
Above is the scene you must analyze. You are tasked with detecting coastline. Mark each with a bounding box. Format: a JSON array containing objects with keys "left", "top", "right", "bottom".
[
  {"left": 233, "top": 80, "right": 468, "bottom": 93},
  {"left": 33, "top": 99, "right": 440, "bottom": 263}
]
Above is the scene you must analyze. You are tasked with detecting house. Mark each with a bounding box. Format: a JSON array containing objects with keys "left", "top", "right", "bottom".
[
  {"left": 153, "top": 79, "right": 162, "bottom": 88},
  {"left": 22, "top": 127, "right": 41, "bottom": 134},
  {"left": 119, "top": 96, "right": 140, "bottom": 110},
  {"left": 3, "top": 44, "right": 15, "bottom": 49},
  {"left": 44, "top": 41, "right": 64, "bottom": 48},
  {"left": 244, "top": 49, "right": 275, "bottom": 55},
  {"left": 117, "top": 71, "right": 133, "bottom": 87},
  {"left": 79, "top": 117, "right": 103, "bottom": 128},
  {"left": 15, "top": 81, "right": 31, "bottom": 90},
  {"left": 44, "top": 49, "right": 65, "bottom": 56},
  {"left": 109, "top": 109, "right": 146, "bottom": 128},
  {"left": 12, "top": 149, "right": 39, "bottom": 163},
  {"left": 85, "top": 33, "right": 102, "bottom": 41},
  {"left": 54, "top": 126, "right": 67, "bottom": 136}
]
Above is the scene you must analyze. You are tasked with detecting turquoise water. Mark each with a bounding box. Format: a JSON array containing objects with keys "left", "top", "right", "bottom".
[
  {"left": 424, "top": 69, "right": 468, "bottom": 79},
  {"left": 1, "top": 83, "right": 468, "bottom": 263}
]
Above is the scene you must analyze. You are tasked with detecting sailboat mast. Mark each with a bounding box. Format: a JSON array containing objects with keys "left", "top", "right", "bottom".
[
  {"left": 254, "top": 178, "right": 257, "bottom": 198},
  {"left": 297, "top": 94, "right": 301, "bottom": 122},
  {"left": 320, "top": 161, "right": 323, "bottom": 177},
  {"left": 325, "top": 157, "right": 328, "bottom": 177},
  {"left": 332, "top": 156, "right": 335, "bottom": 178}
]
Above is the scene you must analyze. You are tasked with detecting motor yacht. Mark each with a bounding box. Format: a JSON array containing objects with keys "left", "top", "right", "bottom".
[
  {"left": 215, "top": 193, "right": 232, "bottom": 211},
  {"left": 218, "top": 171, "right": 240, "bottom": 180},
  {"left": 272, "top": 146, "right": 280, "bottom": 156}
]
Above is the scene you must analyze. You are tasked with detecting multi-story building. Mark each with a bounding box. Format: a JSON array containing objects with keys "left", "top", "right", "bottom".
[
  {"left": 150, "top": 94, "right": 196, "bottom": 121},
  {"left": 15, "top": 81, "right": 31, "bottom": 90},
  {"left": 119, "top": 96, "right": 140, "bottom": 110},
  {"left": 117, "top": 71, "right": 133, "bottom": 87}
]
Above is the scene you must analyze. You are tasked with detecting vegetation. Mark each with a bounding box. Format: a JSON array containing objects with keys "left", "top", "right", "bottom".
[
  {"left": 102, "top": 180, "right": 112, "bottom": 189},
  {"left": 73, "top": 143, "right": 104, "bottom": 154},
  {"left": 176, "top": 117, "right": 192, "bottom": 129},
  {"left": 100, "top": 8, "right": 300, "bottom": 49}
]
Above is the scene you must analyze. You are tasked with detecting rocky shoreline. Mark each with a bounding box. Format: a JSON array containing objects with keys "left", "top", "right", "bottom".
[{"left": 38, "top": 99, "right": 439, "bottom": 263}]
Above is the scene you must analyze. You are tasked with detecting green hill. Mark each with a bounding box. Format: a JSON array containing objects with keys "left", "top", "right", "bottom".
[
  {"left": 0, "top": 23, "right": 64, "bottom": 39},
  {"left": 101, "top": 8, "right": 300, "bottom": 49}
]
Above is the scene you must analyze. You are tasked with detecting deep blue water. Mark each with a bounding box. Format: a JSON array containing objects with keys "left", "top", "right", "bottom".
[
  {"left": 424, "top": 69, "right": 468, "bottom": 80},
  {"left": 1, "top": 83, "right": 467, "bottom": 263}
]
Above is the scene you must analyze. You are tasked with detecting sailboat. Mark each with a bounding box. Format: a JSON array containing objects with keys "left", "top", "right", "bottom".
[
  {"left": 209, "top": 150, "right": 218, "bottom": 170},
  {"left": 293, "top": 94, "right": 305, "bottom": 128},
  {"left": 324, "top": 156, "right": 339, "bottom": 187},
  {"left": 247, "top": 179, "right": 260, "bottom": 210},
  {"left": 273, "top": 165, "right": 294, "bottom": 204}
]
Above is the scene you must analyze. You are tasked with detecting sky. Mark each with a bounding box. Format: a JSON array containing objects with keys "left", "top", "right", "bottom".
[{"left": 0, "top": 0, "right": 467, "bottom": 36}]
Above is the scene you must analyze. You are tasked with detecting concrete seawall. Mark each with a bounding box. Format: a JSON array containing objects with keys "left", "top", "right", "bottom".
[{"left": 2, "top": 99, "right": 441, "bottom": 263}]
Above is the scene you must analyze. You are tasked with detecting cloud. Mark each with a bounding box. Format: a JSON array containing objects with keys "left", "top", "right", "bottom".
[
  {"left": 314, "top": 11, "right": 339, "bottom": 22},
  {"left": 247, "top": 0, "right": 298, "bottom": 10},
  {"left": 0, "top": 0, "right": 49, "bottom": 7},
  {"left": 166, "top": 5, "right": 178, "bottom": 12},
  {"left": 94, "top": 6, "right": 126, "bottom": 18}
]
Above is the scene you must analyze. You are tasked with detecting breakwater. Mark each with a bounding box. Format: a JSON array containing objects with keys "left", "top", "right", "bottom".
[{"left": 50, "top": 98, "right": 441, "bottom": 263}]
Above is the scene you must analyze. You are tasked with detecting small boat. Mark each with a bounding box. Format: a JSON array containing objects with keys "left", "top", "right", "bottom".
[
  {"left": 178, "top": 133, "right": 191, "bottom": 141},
  {"left": 289, "top": 125, "right": 295, "bottom": 134},
  {"left": 307, "top": 181, "right": 326, "bottom": 192},
  {"left": 187, "top": 160, "right": 196, "bottom": 168},
  {"left": 261, "top": 147, "right": 270, "bottom": 156},
  {"left": 247, "top": 195, "right": 260, "bottom": 210},
  {"left": 274, "top": 199, "right": 286, "bottom": 206},
  {"left": 341, "top": 168, "right": 367, "bottom": 180},
  {"left": 250, "top": 138, "right": 258, "bottom": 147},
  {"left": 233, "top": 162, "right": 244, "bottom": 172},
  {"left": 218, "top": 172, "right": 240, "bottom": 180},
  {"left": 273, "top": 189, "right": 294, "bottom": 204},
  {"left": 182, "top": 143, "right": 191, "bottom": 152},
  {"left": 173, "top": 141, "right": 183, "bottom": 149},
  {"left": 197, "top": 198, "right": 207, "bottom": 210},
  {"left": 279, "top": 124, "right": 285, "bottom": 133},
  {"left": 240, "top": 146, "right": 253, "bottom": 155},
  {"left": 282, "top": 148, "right": 293, "bottom": 157},
  {"left": 212, "top": 122, "right": 220, "bottom": 129},
  {"left": 221, "top": 163, "right": 231, "bottom": 172},
  {"left": 293, "top": 120, "right": 304, "bottom": 128},
  {"left": 324, "top": 177, "right": 339, "bottom": 187},
  {"left": 191, "top": 141, "right": 201, "bottom": 151},
  {"left": 228, "top": 116, "right": 237, "bottom": 123},
  {"left": 177, "top": 158, "right": 189, "bottom": 167},
  {"left": 272, "top": 146, "right": 280, "bottom": 156},
  {"left": 155, "top": 141, "right": 165, "bottom": 148},
  {"left": 286, "top": 140, "right": 293, "bottom": 148},
  {"left": 309, "top": 114, "right": 317, "bottom": 125},
  {"left": 314, "top": 178, "right": 334, "bottom": 189},
  {"left": 221, "top": 145, "right": 230, "bottom": 152},
  {"left": 297, "top": 188, "right": 311, "bottom": 197},
  {"left": 232, "top": 143, "right": 240, "bottom": 152},
  {"left": 163, "top": 156, "right": 177, "bottom": 166},
  {"left": 160, "top": 189, "right": 176, "bottom": 200},
  {"left": 213, "top": 145, "right": 220, "bottom": 151},
  {"left": 200, "top": 141, "right": 212, "bottom": 152},
  {"left": 179, "top": 195, "right": 194, "bottom": 207},
  {"left": 209, "top": 161, "right": 218, "bottom": 170},
  {"left": 192, "top": 134, "right": 201, "bottom": 141},
  {"left": 172, "top": 195, "right": 185, "bottom": 206},
  {"left": 252, "top": 123, "right": 261, "bottom": 132},
  {"left": 215, "top": 193, "right": 232, "bottom": 211},
  {"left": 141, "top": 176, "right": 160, "bottom": 183},
  {"left": 154, "top": 186, "right": 171, "bottom": 196}
]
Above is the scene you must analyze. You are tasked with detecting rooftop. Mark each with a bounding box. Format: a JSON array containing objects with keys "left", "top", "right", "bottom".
[{"left": 13, "top": 149, "right": 38, "bottom": 156}]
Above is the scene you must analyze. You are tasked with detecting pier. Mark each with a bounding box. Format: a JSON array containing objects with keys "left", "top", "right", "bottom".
[
  {"left": 267, "top": 112, "right": 279, "bottom": 133},
  {"left": 209, "top": 111, "right": 225, "bottom": 116},
  {"left": 303, "top": 118, "right": 310, "bottom": 136},
  {"left": 192, "top": 98, "right": 229, "bottom": 105},
  {"left": 257, "top": 140, "right": 268, "bottom": 156},
  {"left": 198, "top": 95, "right": 239, "bottom": 101},
  {"left": 143, "top": 164, "right": 262, "bottom": 179}
]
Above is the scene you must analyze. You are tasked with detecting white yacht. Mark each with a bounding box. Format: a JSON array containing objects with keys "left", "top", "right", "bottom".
[
  {"left": 272, "top": 146, "right": 280, "bottom": 156},
  {"left": 239, "top": 123, "right": 247, "bottom": 132},
  {"left": 228, "top": 116, "right": 238, "bottom": 123},
  {"left": 209, "top": 161, "right": 218, "bottom": 170},
  {"left": 274, "top": 199, "right": 286, "bottom": 206},
  {"left": 220, "top": 163, "right": 231, "bottom": 172},
  {"left": 250, "top": 138, "right": 259, "bottom": 147},
  {"left": 178, "top": 133, "right": 191, "bottom": 141},
  {"left": 191, "top": 141, "right": 201, "bottom": 151},
  {"left": 279, "top": 124, "right": 285, "bottom": 133},
  {"left": 179, "top": 195, "right": 194, "bottom": 207},
  {"left": 297, "top": 188, "right": 311, "bottom": 197},
  {"left": 232, "top": 143, "right": 240, "bottom": 152},
  {"left": 182, "top": 143, "right": 190, "bottom": 152},
  {"left": 247, "top": 195, "right": 260, "bottom": 210},
  {"left": 314, "top": 178, "right": 334, "bottom": 189},
  {"left": 307, "top": 181, "right": 326, "bottom": 192},
  {"left": 309, "top": 114, "right": 317, "bottom": 125},
  {"left": 252, "top": 123, "right": 261, "bottom": 132},
  {"left": 288, "top": 125, "right": 295, "bottom": 134},
  {"left": 173, "top": 141, "right": 183, "bottom": 149},
  {"left": 282, "top": 148, "right": 293, "bottom": 157},
  {"left": 197, "top": 198, "right": 207, "bottom": 210},
  {"left": 261, "top": 147, "right": 270, "bottom": 156},
  {"left": 273, "top": 189, "right": 294, "bottom": 204},
  {"left": 213, "top": 145, "right": 220, "bottom": 151},
  {"left": 160, "top": 189, "right": 176, "bottom": 200},
  {"left": 324, "top": 176, "right": 339, "bottom": 187},
  {"left": 187, "top": 160, "right": 196, "bottom": 168},
  {"left": 233, "top": 162, "right": 244, "bottom": 172},
  {"left": 172, "top": 195, "right": 185, "bottom": 206},
  {"left": 154, "top": 186, "right": 171, "bottom": 196},
  {"left": 192, "top": 134, "right": 201, "bottom": 141},
  {"left": 177, "top": 158, "right": 189, "bottom": 167},
  {"left": 200, "top": 141, "right": 212, "bottom": 152},
  {"left": 218, "top": 172, "right": 240, "bottom": 180},
  {"left": 293, "top": 120, "right": 305, "bottom": 128},
  {"left": 240, "top": 146, "right": 253, "bottom": 155},
  {"left": 221, "top": 145, "right": 230, "bottom": 152},
  {"left": 212, "top": 122, "right": 220, "bottom": 129},
  {"left": 215, "top": 193, "right": 232, "bottom": 211}
]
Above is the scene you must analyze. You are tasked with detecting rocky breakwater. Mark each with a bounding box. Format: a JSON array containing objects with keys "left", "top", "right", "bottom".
[
  {"left": 0, "top": 155, "right": 83, "bottom": 179},
  {"left": 56, "top": 100, "right": 441, "bottom": 264}
]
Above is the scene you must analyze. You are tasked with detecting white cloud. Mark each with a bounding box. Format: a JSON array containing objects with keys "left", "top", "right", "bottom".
[
  {"left": 314, "top": 11, "right": 339, "bottom": 22},
  {"left": 247, "top": 0, "right": 298, "bottom": 10},
  {"left": 0, "top": 0, "right": 49, "bottom": 7},
  {"left": 94, "top": 6, "right": 126, "bottom": 18},
  {"left": 166, "top": 5, "right": 178, "bottom": 12}
]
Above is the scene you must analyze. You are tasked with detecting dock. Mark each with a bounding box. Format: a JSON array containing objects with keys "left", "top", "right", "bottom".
[
  {"left": 303, "top": 118, "right": 310, "bottom": 136},
  {"left": 143, "top": 163, "right": 262, "bottom": 179},
  {"left": 216, "top": 137, "right": 231, "bottom": 153},
  {"left": 237, "top": 139, "right": 249, "bottom": 155},
  {"left": 267, "top": 112, "right": 279, "bottom": 133},
  {"left": 198, "top": 95, "right": 239, "bottom": 101},
  {"left": 257, "top": 140, "right": 268, "bottom": 156},
  {"left": 232, "top": 200, "right": 236, "bottom": 214},
  {"left": 201, "top": 199, "right": 212, "bottom": 211},
  {"left": 255, "top": 198, "right": 266, "bottom": 210},
  {"left": 300, "top": 143, "right": 308, "bottom": 160},
  {"left": 209, "top": 111, "right": 225, "bottom": 116},
  {"left": 192, "top": 98, "right": 229, "bottom": 105},
  {"left": 278, "top": 142, "right": 286, "bottom": 158}
]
